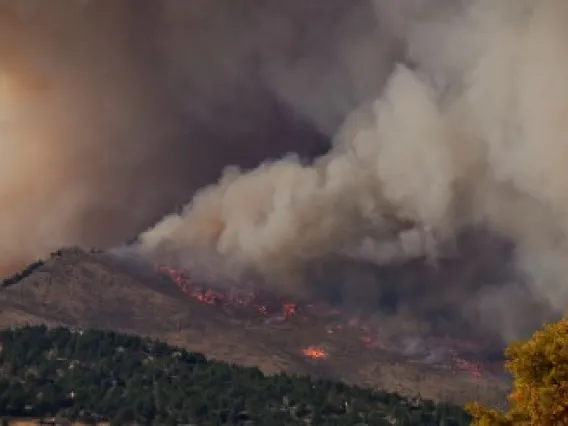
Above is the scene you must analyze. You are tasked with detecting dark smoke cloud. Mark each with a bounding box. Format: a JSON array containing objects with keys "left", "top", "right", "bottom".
[
  {"left": 0, "top": 0, "right": 388, "bottom": 272},
  {"left": 1, "top": 0, "right": 565, "bottom": 343},
  {"left": 134, "top": 0, "right": 568, "bottom": 341}
]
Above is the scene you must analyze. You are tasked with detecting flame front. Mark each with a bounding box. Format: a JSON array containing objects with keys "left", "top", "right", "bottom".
[{"left": 157, "top": 264, "right": 297, "bottom": 318}]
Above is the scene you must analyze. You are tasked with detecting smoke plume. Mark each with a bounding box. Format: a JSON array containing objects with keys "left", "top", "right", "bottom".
[
  {"left": 1, "top": 0, "right": 567, "bottom": 340},
  {"left": 136, "top": 0, "right": 568, "bottom": 339}
]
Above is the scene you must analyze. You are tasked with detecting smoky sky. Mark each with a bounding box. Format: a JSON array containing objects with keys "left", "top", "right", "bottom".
[
  {"left": 2, "top": 0, "right": 567, "bottom": 343},
  {"left": 0, "top": 0, "right": 394, "bottom": 272}
]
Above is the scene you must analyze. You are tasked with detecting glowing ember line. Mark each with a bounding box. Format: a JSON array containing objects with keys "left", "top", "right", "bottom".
[{"left": 157, "top": 264, "right": 297, "bottom": 319}]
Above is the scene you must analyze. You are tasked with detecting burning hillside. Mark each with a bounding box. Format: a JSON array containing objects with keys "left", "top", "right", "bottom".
[
  {"left": 3, "top": 1, "right": 568, "bottom": 415},
  {"left": 155, "top": 261, "right": 497, "bottom": 381},
  {"left": 0, "top": 248, "right": 510, "bottom": 405},
  {"left": 156, "top": 265, "right": 299, "bottom": 319},
  {"left": 0, "top": 2, "right": 565, "bottom": 385}
]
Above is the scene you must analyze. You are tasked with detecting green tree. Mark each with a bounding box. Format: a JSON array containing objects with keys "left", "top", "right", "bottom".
[{"left": 0, "top": 325, "right": 473, "bottom": 425}]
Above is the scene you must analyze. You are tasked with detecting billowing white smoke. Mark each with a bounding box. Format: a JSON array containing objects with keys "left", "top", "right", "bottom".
[
  {"left": 137, "top": 0, "right": 568, "bottom": 328},
  {"left": 138, "top": 65, "right": 454, "bottom": 274}
]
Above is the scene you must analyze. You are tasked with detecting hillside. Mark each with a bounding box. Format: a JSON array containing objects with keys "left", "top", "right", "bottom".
[
  {"left": 0, "top": 248, "right": 510, "bottom": 406},
  {"left": 0, "top": 325, "right": 472, "bottom": 425}
]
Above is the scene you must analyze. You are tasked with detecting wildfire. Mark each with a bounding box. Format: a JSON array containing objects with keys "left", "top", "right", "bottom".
[
  {"left": 157, "top": 264, "right": 298, "bottom": 319},
  {"left": 156, "top": 264, "right": 488, "bottom": 379},
  {"left": 301, "top": 345, "right": 328, "bottom": 360}
]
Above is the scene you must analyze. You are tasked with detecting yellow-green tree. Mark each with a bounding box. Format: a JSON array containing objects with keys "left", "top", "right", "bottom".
[{"left": 467, "top": 318, "right": 568, "bottom": 425}]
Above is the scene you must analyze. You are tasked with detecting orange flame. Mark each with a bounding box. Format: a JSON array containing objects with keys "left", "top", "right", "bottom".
[
  {"left": 157, "top": 264, "right": 294, "bottom": 319},
  {"left": 157, "top": 264, "right": 487, "bottom": 378},
  {"left": 301, "top": 345, "right": 328, "bottom": 359}
]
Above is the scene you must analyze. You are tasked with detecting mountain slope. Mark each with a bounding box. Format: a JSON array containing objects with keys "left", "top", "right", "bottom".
[{"left": 0, "top": 248, "right": 510, "bottom": 406}]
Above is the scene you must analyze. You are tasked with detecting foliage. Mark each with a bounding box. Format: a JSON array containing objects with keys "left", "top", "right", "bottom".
[
  {"left": 466, "top": 318, "right": 568, "bottom": 425},
  {"left": 0, "top": 325, "right": 472, "bottom": 425}
]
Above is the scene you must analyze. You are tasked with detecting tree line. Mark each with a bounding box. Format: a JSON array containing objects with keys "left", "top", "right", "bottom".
[{"left": 0, "top": 325, "right": 472, "bottom": 425}]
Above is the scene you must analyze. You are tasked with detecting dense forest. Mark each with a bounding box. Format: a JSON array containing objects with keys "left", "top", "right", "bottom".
[{"left": 0, "top": 325, "right": 472, "bottom": 425}]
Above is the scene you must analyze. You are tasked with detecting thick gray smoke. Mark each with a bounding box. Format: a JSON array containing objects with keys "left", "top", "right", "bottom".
[
  {"left": 0, "top": 0, "right": 383, "bottom": 272},
  {"left": 1, "top": 0, "right": 566, "bottom": 341},
  {"left": 135, "top": 0, "right": 568, "bottom": 340}
]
